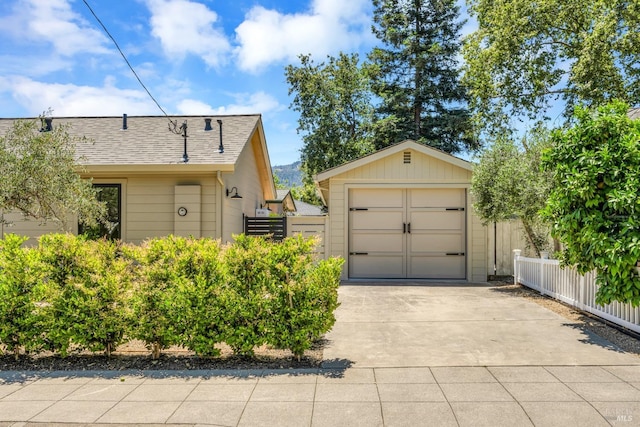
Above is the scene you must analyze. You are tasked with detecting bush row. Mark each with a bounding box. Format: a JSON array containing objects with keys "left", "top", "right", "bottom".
[{"left": 0, "top": 233, "right": 343, "bottom": 359}]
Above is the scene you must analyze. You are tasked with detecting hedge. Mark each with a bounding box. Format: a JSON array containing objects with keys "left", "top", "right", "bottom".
[{"left": 0, "top": 233, "right": 343, "bottom": 359}]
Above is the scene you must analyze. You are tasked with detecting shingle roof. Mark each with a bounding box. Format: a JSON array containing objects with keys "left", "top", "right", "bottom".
[
  {"left": 293, "top": 199, "right": 324, "bottom": 216},
  {"left": 629, "top": 108, "right": 640, "bottom": 120},
  {"left": 0, "top": 114, "right": 262, "bottom": 166}
]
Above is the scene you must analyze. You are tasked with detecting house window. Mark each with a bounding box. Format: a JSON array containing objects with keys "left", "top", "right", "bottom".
[{"left": 79, "top": 184, "right": 122, "bottom": 240}]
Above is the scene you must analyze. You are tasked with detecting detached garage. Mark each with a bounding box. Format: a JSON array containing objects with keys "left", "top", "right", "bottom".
[{"left": 315, "top": 140, "right": 487, "bottom": 282}]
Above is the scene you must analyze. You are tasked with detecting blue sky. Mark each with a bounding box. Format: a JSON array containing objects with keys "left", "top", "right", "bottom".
[{"left": 0, "top": 0, "right": 475, "bottom": 166}]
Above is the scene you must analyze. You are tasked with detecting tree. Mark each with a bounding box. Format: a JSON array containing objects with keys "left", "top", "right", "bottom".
[
  {"left": 463, "top": 0, "right": 640, "bottom": 135},
  {"left": 285, "top": 53, "right": 375, "bottom": 182},
  {"left": 471, "top": 128, "right": 552, "bottom": 256},
  {"left": 542, "top": 101, "right": 640, "bottom": 305},
  {"left": 0, "top": 117, "right": 106, "bottom": 231},
  {"left": 367, "top": 0, "right": 475, "bottom": 153}
]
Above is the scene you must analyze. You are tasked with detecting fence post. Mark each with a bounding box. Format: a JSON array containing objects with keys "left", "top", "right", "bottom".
[
  {"left": 578, "top": 274, "right": 585, "bottom": 311},
  {"left": 540, "top": 257, "right": 545, "bottom": 296},
  {"left": 513, "top": 249, "right": 522, "bottom": 285}
]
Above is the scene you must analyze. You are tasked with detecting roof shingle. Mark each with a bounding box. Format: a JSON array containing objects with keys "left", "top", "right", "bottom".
[{"left": 0, "top": 114, "right": 262, "bottom": 166}]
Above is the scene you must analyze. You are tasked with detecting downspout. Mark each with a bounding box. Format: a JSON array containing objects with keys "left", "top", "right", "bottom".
[{"left": 217, "top": 171, "right": 224, "bottom": 240}]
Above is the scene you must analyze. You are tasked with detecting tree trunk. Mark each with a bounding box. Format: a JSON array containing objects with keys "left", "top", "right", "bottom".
[{"left": 521, "top": 219, "right": 541, "bottom": 257}]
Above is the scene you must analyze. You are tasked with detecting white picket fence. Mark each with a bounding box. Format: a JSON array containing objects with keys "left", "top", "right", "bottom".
[{"left": 513, "top": 250, "right": 640, "bottom": 334}]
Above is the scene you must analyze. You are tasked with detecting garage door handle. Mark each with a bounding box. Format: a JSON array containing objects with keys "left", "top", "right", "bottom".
[
  {"left": 350, "top": 252, "right": 368, "bottom": 255},
  {"left": 349, "top": 208, "right": 368, "bottom": 211},
  {"left": 446, "top": 252, "right": 465, "bottom": 256},
  {"left": 446, "top": 208, "right": 465, "bottom": 211}
]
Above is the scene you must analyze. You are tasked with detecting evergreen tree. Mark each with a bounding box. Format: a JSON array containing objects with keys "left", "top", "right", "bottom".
[{"left": 367, "top": 0, "right": 475, "bottom": 153}]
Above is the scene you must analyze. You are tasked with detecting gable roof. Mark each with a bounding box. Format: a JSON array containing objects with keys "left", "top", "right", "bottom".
[
  {"left": 0, "top": 114, "right": 263, "bottom": 170},
  {"left": 315, "top": 139, "right": 472, "bottom": 182}
]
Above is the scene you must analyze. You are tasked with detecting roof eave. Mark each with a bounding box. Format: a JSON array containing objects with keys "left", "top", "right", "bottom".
[{"left": 77, "top": 163, "right": 235, "bottom": 176}]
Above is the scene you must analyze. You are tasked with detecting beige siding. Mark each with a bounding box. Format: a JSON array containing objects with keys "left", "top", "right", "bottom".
[
  {"left": 115, "top": 175, "right": 217, "bottom": 244},
  {"left": 222, "top": 136, "right": 266, "bottom": 242},
  {"left": 0, "top": 211, "right": 68, "bottom": 246}
]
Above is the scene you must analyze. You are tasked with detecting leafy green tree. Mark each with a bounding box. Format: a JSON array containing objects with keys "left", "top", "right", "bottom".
[
  {"left": 285, "top": 53, "right": 375, "bottom": 181},
  {"left": 463, "top": 0, "right": 640, "bottom": 135},
  {"left": 367, "top": 0, "right": 474, "bottom": 153},
  {"left": 0, "top": 117, "right": 106, "bottom": 230},
  {"left": 542, "top": 101, "right": 640, "bottom": 305},
  {"left": 472, "top": 128, "right": 552, "bottom": 256}
]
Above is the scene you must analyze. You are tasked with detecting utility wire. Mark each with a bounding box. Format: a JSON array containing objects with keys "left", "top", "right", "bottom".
[{"left": 81, "top": 0, "right": 174, "bottom": 124}]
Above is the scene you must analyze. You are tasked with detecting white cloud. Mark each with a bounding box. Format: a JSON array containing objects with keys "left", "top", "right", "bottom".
[
  {"left": 0, "top": 0, "right": 110, "bottom": 56},
  {"left": 1, "top": 76, "right": 158, "bottom": 116},
  {"left": 145, "top": 0, "right": 231, "bottom": 68},
  {"left": 176, "top": 92, "right": 282, "bottom": 115},
  {"left": 234, "top": 0, "right": 373, "bottom": 73}
]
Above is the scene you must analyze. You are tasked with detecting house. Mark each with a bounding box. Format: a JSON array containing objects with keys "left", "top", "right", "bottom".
[
  {"left": 0, "top": 115, "right": 497, "bottom": 282},
  {"left": 0, "top": 114, "right": 276, "bottom": 244},
  {"left": 315, "top": 140, "right": 487, "bottom": 282}
]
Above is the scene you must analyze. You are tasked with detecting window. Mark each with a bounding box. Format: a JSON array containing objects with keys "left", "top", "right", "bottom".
[{"left": 79, "top": 184, "right": 122, "bottom": 240}]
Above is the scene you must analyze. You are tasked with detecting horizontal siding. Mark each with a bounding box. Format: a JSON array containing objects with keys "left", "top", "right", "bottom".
[
  {"left": 0, "top": 211, "right": 66, "bottom": 246},
  {"left": 124, "top": 175, "right": 217, "bottom": 244}
]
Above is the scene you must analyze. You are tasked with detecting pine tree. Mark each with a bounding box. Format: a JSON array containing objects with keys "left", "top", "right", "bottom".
[{"left": 367, "top": 0, "right": 476, "bottom": 153}]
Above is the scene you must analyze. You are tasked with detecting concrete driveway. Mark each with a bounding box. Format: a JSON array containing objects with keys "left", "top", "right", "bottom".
[{"left": 322, "top": 283, "right": 640, "bottom": 368}]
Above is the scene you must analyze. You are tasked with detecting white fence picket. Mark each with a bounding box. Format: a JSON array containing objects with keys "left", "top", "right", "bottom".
[{"left": 513, "top": 252, "right": 640, "bottom": 334}]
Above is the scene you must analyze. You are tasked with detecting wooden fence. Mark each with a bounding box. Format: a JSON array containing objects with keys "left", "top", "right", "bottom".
[{"left": 287, "top": 216, "right": 328, "bottom": 259}]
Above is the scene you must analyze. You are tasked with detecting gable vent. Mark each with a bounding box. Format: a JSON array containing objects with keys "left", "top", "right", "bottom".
[{"left": 403, "top": 151, "right": 411, "bottom": 164}]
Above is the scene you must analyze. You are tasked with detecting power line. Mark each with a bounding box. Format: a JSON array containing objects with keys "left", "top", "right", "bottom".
[{"left": 81, "top": 0, "right": 173, "bottom": 121}]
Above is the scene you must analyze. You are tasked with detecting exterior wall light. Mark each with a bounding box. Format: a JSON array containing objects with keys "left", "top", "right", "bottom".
[{"left": 226, "top": 187, "right": 242, "bottom": 199}]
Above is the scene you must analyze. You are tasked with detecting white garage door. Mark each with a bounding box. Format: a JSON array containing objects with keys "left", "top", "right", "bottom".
[{"left": 349, "top": 188, "right": 466, "bottom": 279}]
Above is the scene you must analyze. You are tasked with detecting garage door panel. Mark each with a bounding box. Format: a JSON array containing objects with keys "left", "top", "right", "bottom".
[
  {"left": 410, "top": 188, "right": 465, "bottom": 208},
  {"left": 409, "top": 256, "right": 466, "bottom": 279},
  {"left": 410, "top": 233, "right": 464, "bottom": 253},
  {"left": 351, "top": 188, "right": 403, "bottom": 208},
  {"left": 349, "top": 188, "right": 466, "bottom": 280},
  {"left": 350, "top": 255, "right": 404, "bottom": 278},
  {"left": 351, "top": 233, "right": 404, "bottom": 253},
  {"left": 410, "top": 211, "right": 464, "bottom": 230},
  {"left": 350, "top": 211, "right": 403, "bottom": 230}
]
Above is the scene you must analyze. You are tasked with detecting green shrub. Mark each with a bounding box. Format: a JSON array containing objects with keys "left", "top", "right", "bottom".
[
  {"left": 170, "top": 237, "right": 225, "bottom": 357},
  {"left": 223, "top": 234, "right": 343, "bottom": 357},
  {"left": 0, "top": 232, "right": 343, "bottom": 360},
  {"left": 38, "top": 234, "right": 134, "bottom": 356},
  {"left": 0, "top": 234, "right": 48, "bottom": 359},
  {"left": 131, "top": 236, "right": 226, "bottom": 358},
  {"left": 220, "top": 234, "right": 273, "bottom": 356},
  {"left": 265, "top": 238, "right": 343, "bottom": 357}
]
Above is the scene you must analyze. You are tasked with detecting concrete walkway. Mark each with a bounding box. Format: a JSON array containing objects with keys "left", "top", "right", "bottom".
[{"left": 1, "top": 283, "right": 640, "bottom": 426}]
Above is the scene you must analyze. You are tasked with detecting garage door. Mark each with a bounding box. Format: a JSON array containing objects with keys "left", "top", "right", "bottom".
[{"left": 349, "top": 188, "right": 466, "bottom": 279}]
